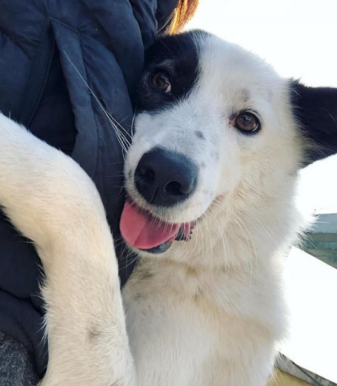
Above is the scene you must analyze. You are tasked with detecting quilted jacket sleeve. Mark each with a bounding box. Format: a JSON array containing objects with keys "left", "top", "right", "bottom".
[{"left": 0, "top": 0, "right": 178, "bottom": 380}]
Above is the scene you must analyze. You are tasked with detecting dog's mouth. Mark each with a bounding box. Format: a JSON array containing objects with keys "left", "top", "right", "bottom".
[{"left": 120, "top": 199, "right": 195, "bottom": 254}]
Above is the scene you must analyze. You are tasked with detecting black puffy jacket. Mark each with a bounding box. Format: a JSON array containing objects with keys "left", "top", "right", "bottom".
[{"left": 0, "top": 0, "right": 178, "bottom": 379}]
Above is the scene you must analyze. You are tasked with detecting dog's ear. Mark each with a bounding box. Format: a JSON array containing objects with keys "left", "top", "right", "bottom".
[{"left": 291, "top": 80, "right": 337, "bottom": 166}]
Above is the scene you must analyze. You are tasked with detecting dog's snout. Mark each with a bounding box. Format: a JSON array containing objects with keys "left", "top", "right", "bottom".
[{"left": 135, "top": 148, "right": 198, "bottom": 207}]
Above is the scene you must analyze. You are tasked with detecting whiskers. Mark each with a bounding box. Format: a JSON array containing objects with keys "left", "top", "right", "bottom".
[
  {"left": 115, "top": 236, "right": 139, "bottom": 271},
  {"left": 63, "top": 51, "right": 134, "bottom": 160}
]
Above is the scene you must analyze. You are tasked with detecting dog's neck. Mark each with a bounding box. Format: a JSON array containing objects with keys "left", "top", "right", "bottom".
[
  {"left": 167, "top": 186, "right": 305, "bottom": 269},
  {"left": 127, "top": 176, "right": 308, "bottom": 317}
]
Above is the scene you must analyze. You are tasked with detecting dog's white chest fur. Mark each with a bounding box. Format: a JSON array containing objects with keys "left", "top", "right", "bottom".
[{"left": 123, "top": 253, "right": 286, "bottom": 386}]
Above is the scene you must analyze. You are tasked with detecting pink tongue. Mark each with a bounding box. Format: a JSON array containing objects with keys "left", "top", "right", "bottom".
[{"left": 120, "top": 200, "right": 180, "bottom": 249}]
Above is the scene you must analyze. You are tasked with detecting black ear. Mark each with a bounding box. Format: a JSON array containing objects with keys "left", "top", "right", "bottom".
[{"left": 291, "top": 81, "right": 337, "bottom": 166}]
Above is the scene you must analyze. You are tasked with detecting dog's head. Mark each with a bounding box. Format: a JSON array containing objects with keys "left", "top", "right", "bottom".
[{"left": 120, "top": 31, "right": 337, "bottom": 262}]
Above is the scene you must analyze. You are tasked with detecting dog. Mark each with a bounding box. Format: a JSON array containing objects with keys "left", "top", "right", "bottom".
[{"left": 0, "top": 30, "right": 336, "bottom": 386}]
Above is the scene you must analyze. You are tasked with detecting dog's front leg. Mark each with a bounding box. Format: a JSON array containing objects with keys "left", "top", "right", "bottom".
[{"left": 0, "top": 114, "right": 135, "bottom": 386}]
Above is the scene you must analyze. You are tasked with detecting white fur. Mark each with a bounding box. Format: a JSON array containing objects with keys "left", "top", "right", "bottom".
[{"left": 0, "top": 33, "right": 311, "bottom": 386}]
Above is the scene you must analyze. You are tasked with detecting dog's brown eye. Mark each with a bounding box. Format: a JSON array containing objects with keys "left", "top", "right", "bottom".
[
  {"left": 234, "top": 112, "right": 260, "bottom": 133},
  {"left": 152, "top": 71, "right": 171, "bottom": 93}
]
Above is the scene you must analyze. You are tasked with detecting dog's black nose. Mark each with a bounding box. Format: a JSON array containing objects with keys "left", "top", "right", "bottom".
[{"left": 135, "top": 148, "right": 198, "bottom": 207}]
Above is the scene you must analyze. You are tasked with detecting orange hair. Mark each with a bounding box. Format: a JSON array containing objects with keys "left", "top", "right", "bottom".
[{"left": 168, "top": 0, "right": 199, "bottom": 34}]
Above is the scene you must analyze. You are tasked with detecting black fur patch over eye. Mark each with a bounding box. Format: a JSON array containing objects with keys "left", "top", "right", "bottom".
[{"left": 134, "top": 31, "right": 208, "bottom": 113}]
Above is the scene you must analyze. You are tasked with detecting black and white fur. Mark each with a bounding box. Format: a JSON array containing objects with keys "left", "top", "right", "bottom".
[{"left": 0, "top": 31, "right": 336, "bottom": 386}]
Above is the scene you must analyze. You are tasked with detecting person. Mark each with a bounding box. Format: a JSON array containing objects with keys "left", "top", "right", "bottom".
[{"left": 0, "top": 0, "right": 198, "bottom": 384}]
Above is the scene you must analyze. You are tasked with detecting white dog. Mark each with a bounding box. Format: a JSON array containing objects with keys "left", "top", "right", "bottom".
[{"left": 0, "top": 31, "right": 336, "bottom": 386}]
